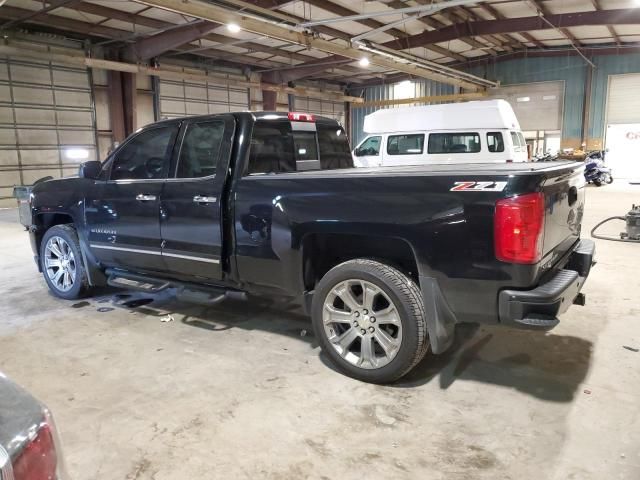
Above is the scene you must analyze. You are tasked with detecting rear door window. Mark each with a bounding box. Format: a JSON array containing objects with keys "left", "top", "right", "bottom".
[
  {"left": 247, "top": 120, "right": 352, "bottom": 174},
  {"left": 487, "top": 132, "right": 505, "bottom": 153},
  {"left": 387, "top": 134, "right": 425, "bottom": 155},
  {"left": 175, "top": 120, "right": 226, "bottom": 178},
  {"left": 428, "top": 133, "right": 481, "bottom": 154}
]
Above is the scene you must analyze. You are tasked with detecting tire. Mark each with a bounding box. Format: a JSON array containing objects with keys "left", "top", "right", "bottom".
[
  {"left": 311, "top": 259, "right": 429, "bottom": 383},
  {"left": 40, "top": 224, "right": 90, "bottom": 300},
  {"left": 606, "top": 175, "right": 614, "bottom": 184},
  {"left": 593, "top": 179, "right": 603, "bottom": 187}
]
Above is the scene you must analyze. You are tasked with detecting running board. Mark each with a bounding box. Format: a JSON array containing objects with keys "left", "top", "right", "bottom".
[
  {"left": 175, "top": 287, "right": 227, "bottom": 305},
  {"left": 107, "top": 275, "right": 170, "bottom": 293},
  {"left": 104, "top": 268, "right": 241, "bottom": 305}
]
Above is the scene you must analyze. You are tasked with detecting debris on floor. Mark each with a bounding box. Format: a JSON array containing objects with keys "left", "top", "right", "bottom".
[
  {"left": 622, "top": 345, "right": 639, "bottom": 352},
  {"left": 160, "top": 314, "right": 174, "bottom": 323},
  {"left": 71, "top": 301, "right": 91, "bottom": 309}
]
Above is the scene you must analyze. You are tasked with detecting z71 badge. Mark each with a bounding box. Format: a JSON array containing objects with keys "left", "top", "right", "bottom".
[{"left": 450, "top": 181, "right": 508, "bottom": 192}]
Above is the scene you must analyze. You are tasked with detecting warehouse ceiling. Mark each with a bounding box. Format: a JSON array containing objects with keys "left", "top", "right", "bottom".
[{"left": 1, "top": 0, "right": 640, "bottom": 87}]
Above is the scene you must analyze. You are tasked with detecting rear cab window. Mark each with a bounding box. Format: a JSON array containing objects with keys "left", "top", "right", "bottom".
[{"left": 247, "top": 116, "right": 353, "bottom": 175}]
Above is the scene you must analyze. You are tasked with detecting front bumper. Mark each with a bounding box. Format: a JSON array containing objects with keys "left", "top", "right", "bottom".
[{"left": 498, "top": 239, "right": 596, "bottom": 330}]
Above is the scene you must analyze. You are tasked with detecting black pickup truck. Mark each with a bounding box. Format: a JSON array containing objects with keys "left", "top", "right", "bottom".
[{"left": 20, "top": 111, "right": 595, "bottom": 383}]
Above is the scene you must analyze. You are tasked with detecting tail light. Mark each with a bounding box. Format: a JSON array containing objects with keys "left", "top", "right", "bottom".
[
  {"left": 506, "top": 159, "right": 513, "bottom": 163},
  {"left": 495, "top": 192, "right": 545, "bottom": 264},
  {"left": 288, "top": 112, "right": 315, "bottom": 122},
  {"left": 13, "top": 410, "right": 65, "bottom": 480}
]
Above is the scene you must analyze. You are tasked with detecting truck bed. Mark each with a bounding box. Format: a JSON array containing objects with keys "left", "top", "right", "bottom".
[{"left": 253, "top": 161, "right": 583, "bottom": 178}]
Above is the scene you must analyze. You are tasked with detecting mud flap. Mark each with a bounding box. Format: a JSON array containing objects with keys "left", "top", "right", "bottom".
[{"left": 419, "top": 276, "right": 457, "bottom": 354}]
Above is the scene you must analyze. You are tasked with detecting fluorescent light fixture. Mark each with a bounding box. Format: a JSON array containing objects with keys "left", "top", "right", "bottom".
[
  {"left": 543, "top": 95, "right": 557, "bottom": 101},
  {"left": 227, "top": 23, "right": 241, "bottom": 33},
  {"left": 517, "top": 96, "right": 531, "bottom": 102},
  {"left": 65, "top": 148, "right": 89, "bottom": 160},
  {"left": 358, "top": 57, "right": 370, "bottom": 67}
]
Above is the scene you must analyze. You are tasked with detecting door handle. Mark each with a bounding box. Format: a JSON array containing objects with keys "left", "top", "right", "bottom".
[
  {"left": 193, "top": 195, "right": 217, "bottom": 204},
  {"left": 136, "top": 194, "right": 157, "bottom": 202}
]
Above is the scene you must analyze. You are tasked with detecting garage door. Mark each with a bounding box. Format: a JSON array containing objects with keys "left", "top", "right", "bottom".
[
  {"left": 489, "top": 81, "right": 564, "bottom": 131},
  {"left": 605, "top": 74, "right": 640, "bottom": 180},
  {"left": 606, "top": 74, "right": 640, "bottom": 125},
  {"left": 294, "top": 96, "right": 345, "bottom": 126},
  {"left": 159, "top": 77, "right": 249, "bottom": 120},
  {"left": 0, "top": 58, "right": 97, "bottom": 207}
]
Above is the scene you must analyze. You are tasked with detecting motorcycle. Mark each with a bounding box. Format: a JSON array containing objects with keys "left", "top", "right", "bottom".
[{"left": 584, "top": 150, "right": 613, "bottom": 186}]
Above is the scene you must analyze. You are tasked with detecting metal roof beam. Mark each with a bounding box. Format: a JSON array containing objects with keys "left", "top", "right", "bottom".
[
  {"left": 135, "top": 0, "right": 489, "bottom": 89},
  {"left": 590, "top": 0, "right": 622, "bottom": 46},
  {"left": 381, "top": 8, "right": 640, "bottom": 51},
  {"left": 301, "top": 0, "right": 466, "bottom": 62},
  {"left": 477, "top": 3, "right": 545, "bottom": 49},
  {"left": 122, "top": 20, "right": 218, "bottom": 61},
  {"left": 0, "top": 0, "right": 78, "bottom": 30}
]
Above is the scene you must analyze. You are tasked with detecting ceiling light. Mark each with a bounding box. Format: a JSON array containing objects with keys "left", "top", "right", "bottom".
[
  {"left": 358, "top": 57, "right": 370, "bottom": 67},
  {"left": 227, "top": 23, "right": 241, "bottom": 33}
]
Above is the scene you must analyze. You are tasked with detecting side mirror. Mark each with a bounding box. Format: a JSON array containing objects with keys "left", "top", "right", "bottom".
[{"left": 78, "top": 160, "right": 102, "bottom": 180}]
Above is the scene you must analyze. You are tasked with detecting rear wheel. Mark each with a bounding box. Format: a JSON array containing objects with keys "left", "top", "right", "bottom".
[
  {"left": 311, "top": 259, "right": 429, "bottom": 383},
  {"left": 40, "top": 225, "right": 89, "bottom": 300}
]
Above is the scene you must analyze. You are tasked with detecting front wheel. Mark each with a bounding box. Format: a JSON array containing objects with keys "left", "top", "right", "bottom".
[
  {"left": 311, "top": 259, "right": 429, "bottom": 383},
  {"left": 40, "top": 225, "right": 90, "bottom": 300}
]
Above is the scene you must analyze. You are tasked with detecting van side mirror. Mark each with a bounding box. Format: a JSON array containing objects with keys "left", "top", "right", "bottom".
[{"left": 78, "top": 160, "right": 102, "bottom": 180}]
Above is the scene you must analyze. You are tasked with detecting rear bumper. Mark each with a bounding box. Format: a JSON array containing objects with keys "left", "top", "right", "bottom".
[{"left": 498, "top": 239, "right": 596, "bottom": 330}]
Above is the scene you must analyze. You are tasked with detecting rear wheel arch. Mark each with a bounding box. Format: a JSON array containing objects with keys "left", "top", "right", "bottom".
[{"left": 301, "top": 233, "right": 421, "bottom": 291}]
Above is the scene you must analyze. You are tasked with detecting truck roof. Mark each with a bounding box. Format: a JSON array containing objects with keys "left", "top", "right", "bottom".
[
  {"left": 363, "top": 99, "right": 521, "bottom": 134},
  {"left": 150, "top": 111, "right": 341, "bottom": 127}
]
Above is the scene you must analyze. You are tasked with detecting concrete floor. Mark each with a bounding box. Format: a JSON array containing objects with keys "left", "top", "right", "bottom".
[{"left": 1, "top": 184, "right": 639, "bottom": 480}]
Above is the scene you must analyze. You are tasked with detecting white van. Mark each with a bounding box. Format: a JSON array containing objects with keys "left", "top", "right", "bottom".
[{"left": 353, "top": 100, "right": 528, "bottom": 167}]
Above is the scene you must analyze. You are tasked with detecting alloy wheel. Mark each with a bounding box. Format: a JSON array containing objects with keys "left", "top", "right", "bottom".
[
  {"left": 44, "top": 236, "right": 76, "bottom": 292},
  {"left": 322, "top": 279, "right": 403, "bottom": 369}
]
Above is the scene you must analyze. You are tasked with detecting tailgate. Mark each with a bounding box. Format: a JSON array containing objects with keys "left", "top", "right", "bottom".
[{"left": 540, "top": 164, "right": 585, "bottom": 267}]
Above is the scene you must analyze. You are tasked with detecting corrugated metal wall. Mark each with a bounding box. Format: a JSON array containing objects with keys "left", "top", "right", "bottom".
[
  {"left": 589, "top": 53, "right": 640, "bottom": 143},
  {"left": 350, "top": 80, "right": 455, "bottom": 145}
]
